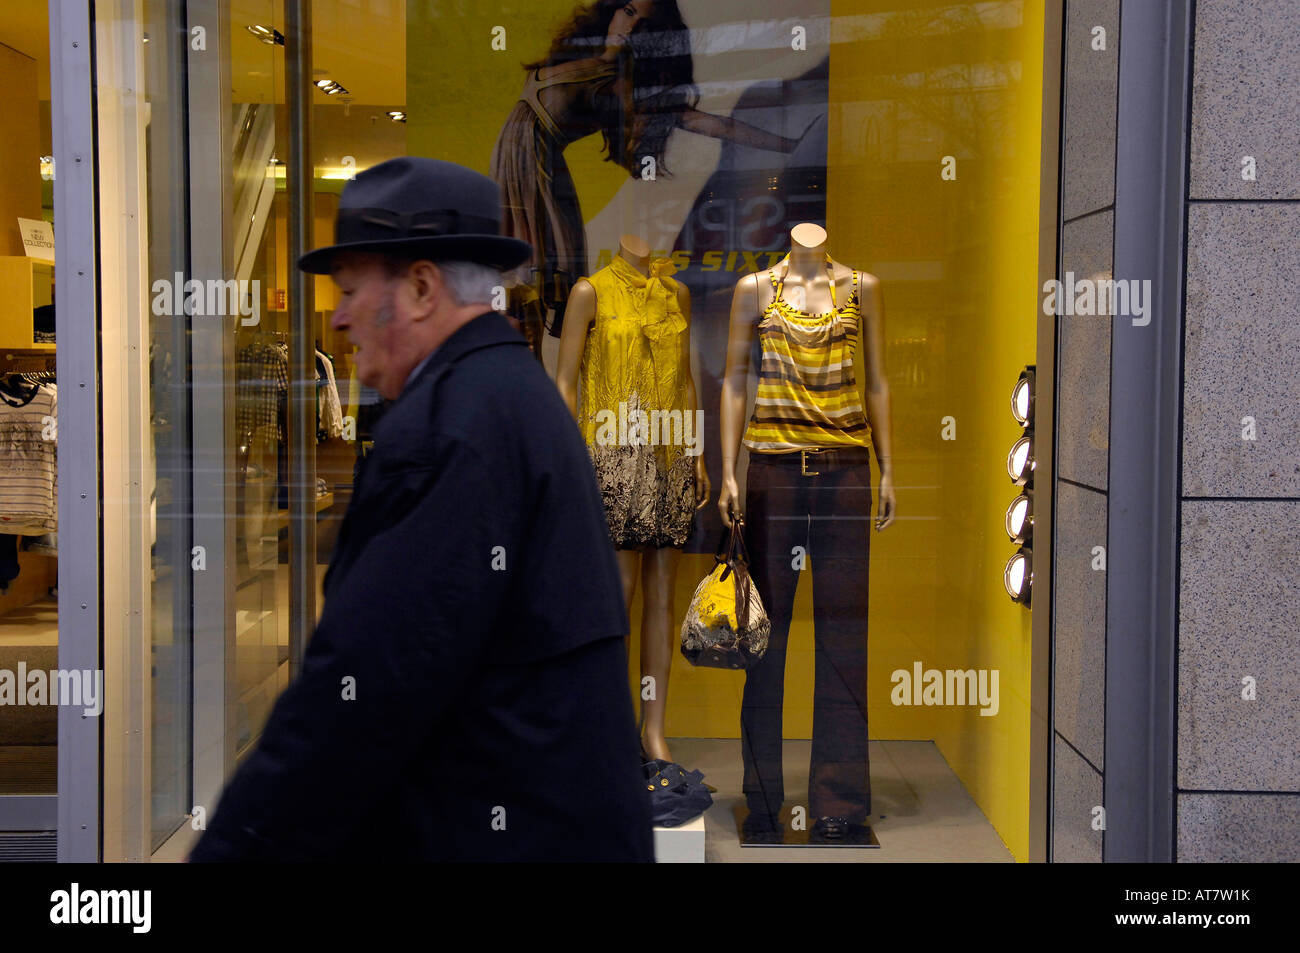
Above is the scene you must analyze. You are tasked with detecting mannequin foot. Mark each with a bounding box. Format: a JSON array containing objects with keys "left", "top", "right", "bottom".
[{"left": 640, "top": 733, "right": 672, "bottom": 764}]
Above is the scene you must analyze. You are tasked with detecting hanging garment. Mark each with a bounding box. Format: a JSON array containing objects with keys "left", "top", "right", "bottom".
[
  {"left": 316, "top": 350, "right": 344, "bottom": 440},
  {"left": 236, "top": 340, "right": 288, "bottom": 443},
  {"left": 579, "top": 255, "right": 696, "bottom": 549},
  {"left": 0, "top": 380, "right": 57, "bottom": 534},
  {"left": 743, "top": 255, "right": 873, "bottom": 453}
]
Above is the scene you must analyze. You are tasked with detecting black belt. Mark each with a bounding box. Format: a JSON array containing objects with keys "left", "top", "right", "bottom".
[{"left": 753, "top": 447, "right": 873, "bottom": 476}]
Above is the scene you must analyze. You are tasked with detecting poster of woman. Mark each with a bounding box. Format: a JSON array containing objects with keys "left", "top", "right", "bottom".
[{"left": 488, "top": 0, "right": 817, "bottom": 348}]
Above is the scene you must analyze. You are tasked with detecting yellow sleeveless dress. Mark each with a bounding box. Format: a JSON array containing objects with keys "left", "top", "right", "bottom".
[{"left": 579, "top": 255, "right": 696, "bottom": 548}]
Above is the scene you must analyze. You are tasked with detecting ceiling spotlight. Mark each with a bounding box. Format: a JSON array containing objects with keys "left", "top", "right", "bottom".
[
  {"left": 386, "top": 110, "right": 407, "bottom": 123},
  {"left": 1011, "top": 366, "right": 1036, "bottom": 426},
  {"left": 1005, "top": 492, "right": 1033, "bottom": 545},
  {"left": 247, "top": 24, "right": 285, "bottom": 46},
  {"left": 1003, "top": 547, "right": 1032, "bottom": 606},
  {"left": 1007, "top": 434, "right": 1035, "bottom": 486}
]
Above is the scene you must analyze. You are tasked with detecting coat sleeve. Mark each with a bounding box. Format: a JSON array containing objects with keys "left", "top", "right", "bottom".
[{"left": 191, "top": 439, "right": 513, "bottom": 861}]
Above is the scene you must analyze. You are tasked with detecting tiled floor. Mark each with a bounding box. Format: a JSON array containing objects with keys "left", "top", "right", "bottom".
[{"left": 669, "top": 738, "right": 1015, "bottom": 863}]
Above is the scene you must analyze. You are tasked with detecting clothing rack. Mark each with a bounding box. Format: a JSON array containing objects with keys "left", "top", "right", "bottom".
[{"left": 0, "top": 354, "right": 57, "bottom": 380}]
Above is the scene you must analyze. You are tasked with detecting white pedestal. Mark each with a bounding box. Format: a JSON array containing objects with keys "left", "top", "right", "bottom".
[{"left": 653, "top": 815, "right": 706, "bottom": 863}]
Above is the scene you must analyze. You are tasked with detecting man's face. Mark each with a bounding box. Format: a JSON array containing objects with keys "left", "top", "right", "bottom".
[{"left": 329, "top": 252, "right": 423, "bottom": 400}]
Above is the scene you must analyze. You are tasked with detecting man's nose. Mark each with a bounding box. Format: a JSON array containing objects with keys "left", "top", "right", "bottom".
[{"left": 329, "top": 306, "right": 347, "bottom": 331}]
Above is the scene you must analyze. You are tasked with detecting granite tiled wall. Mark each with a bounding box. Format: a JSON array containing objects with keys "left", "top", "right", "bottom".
[
  {"left": 1052, "top": 0, "right": 1118, "bottom": 862},
  {"left": 1178, "top": 0, "right": 1300, "bottom": 862},
  {"left": 1053, "top": 736, "right": 1104, "bottom": 862}
]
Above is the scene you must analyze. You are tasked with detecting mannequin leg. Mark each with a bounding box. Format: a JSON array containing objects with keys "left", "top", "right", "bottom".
[
  {"left": 638, "top": 546, "right": 681, "bottom": 762},
  {"left": 615, "top": 548, "right": 643, "bottom": 753},
  {"left": 807, "top": 463, "right": 872, "bottom": 822},
  {"left": 615, "top": 549, "right": 641, "bottom": 612},
  {"left": 740, "top": 458, "right": 804, "bottom": 823}
]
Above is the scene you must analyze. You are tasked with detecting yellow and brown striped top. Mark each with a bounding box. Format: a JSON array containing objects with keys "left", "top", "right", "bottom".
[{"left": 742, "top": 259, "right": 872, "bottom": 453}]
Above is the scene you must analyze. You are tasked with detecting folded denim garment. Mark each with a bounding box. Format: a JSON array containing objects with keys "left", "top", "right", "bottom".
[{"left": 643, "top": 759, "right": 713, "bottom": 828}]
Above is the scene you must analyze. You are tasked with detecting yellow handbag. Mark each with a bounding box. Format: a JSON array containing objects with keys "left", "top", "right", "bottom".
[{"left": 679, "top": 516, "right": 771, "bottom": 669}]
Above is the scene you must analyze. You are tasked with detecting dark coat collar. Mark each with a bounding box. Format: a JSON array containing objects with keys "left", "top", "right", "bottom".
[{"left": 406, "top": 311, "right": 527, "bottom": 391}]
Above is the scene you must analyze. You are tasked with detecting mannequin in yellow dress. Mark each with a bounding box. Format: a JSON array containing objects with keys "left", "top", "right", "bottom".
[{"left": 558, "top": 234, "right": 710, "bottom": 762}]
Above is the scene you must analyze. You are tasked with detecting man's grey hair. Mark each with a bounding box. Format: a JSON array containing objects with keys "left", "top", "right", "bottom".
[
  {"left": 383, "top": 255, "right": 501, "bottom": 306},
  {"left": 436, "top": 260, "right": 503, "bottom": 306}
]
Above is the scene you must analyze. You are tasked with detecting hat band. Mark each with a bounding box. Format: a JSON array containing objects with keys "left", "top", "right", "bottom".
[{"left": 335, "top": 206, "right": 504, "bottom": 245}]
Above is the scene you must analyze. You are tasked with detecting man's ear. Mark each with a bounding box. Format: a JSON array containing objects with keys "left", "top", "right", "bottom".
[{"left": 405, "top": 259, "right": 443, "bottom": 321}]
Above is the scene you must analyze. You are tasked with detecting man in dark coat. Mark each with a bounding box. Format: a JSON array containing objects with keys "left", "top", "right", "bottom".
[{"left": 190, "top": 157, "right": 654, "bottom": 862}]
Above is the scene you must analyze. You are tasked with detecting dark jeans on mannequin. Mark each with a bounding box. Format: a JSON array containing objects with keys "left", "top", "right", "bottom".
[{"left": 741, "top": 452, "right": 872, "bottom": 825}]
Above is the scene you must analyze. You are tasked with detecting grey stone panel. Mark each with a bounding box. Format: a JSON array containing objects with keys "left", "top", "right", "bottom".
[
  {"left": 1053, "top": 734, "right": 1103, "bottom": 862},
  {"left": 1179, "top": 501, "right": 1300, "bottom": 791},
  {"left": 1178, "top": 793, "right": 1300, "bottom": 862},
  {"left": 1189, "top": 0, "right": 1300, "bottom": 199},
  {"left": 1183, "top": 204, "right": 1300, "bottom": 497},
  {"left": 1062, "top": 0, "right": 1120, "bottom": 219}
]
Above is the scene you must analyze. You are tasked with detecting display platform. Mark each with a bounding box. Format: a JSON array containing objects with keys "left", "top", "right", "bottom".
[
  {"left": 733, "top": 804, "right": 880, "bottom": 848},
  {"left": 653, "top": 814, "right": 706, "bottom": 863}
]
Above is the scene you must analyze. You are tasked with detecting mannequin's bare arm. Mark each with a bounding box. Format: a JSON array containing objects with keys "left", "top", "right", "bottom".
[
  {"left": 556, "top": 279, "right": 597, "bottom": 419},
  {"left": 718, "top": 273, "right": 763, "bottom": 526},
  {"left": 858, "top": 273, "right": 896, "bottom": 530},
  {"left": 676, "top": 282, "right": 711, "bottom": 508}
]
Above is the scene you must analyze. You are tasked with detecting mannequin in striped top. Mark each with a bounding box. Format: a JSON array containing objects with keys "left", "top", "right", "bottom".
[{"left": 717, "top": 222, "right": 896, "bottom": 842}]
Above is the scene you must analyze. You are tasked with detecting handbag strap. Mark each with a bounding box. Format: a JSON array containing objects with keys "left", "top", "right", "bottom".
[
  {"left": 728, "top": 517, "right": 753, "bottom": 631},
  {"left": 716, "top": 515, "right": 743, "bottom": 581}
]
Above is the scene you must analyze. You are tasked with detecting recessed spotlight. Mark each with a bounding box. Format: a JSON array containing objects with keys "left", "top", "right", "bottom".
[
  {"left": 247, "top": 24, "right": 285, "bottom": 46},
  {"left": 1011, "top": 366, "right": 1036, "bottom": 426},
  {"left": 1004, "top": 547, "right": 1032, "bottom": 606},
  {"left": 1007, "top": 434, "right": 1035, "bottom": 486},
  {"left": 1005, "top": 492, "right": 1033, "bottom": 545},
  {"left": 386, "top": 110, "right": 407, "bottom": 123}
]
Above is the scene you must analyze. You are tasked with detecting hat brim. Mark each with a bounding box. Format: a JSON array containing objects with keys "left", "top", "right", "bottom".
[{"left": 298, "top": 234, "right": 533, "bottom": 275}]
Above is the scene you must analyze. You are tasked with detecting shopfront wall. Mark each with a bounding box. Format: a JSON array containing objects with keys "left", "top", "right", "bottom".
[{"left": 8, "top": 0, "right": 1115, "bottom": 863}]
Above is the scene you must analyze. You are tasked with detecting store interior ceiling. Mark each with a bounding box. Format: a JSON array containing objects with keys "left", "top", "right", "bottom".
[
  {"left": 233, "top": 0, "right": 407, "bottom": 175},
  {"left": 0, "top": 3, "right": 50, "bottom": 100},
  {"left": 0, "top": 2, "right": 408, "bottom": 179}
]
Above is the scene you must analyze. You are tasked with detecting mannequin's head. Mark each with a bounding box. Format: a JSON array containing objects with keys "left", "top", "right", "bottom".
[{"left": 328, "top": 251, "right": 501, "bottom": 399}]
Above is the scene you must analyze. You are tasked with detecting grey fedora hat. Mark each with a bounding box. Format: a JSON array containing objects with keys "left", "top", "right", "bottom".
[{"left": 298, "top": 156, "right": 532, "bottom": 274}]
